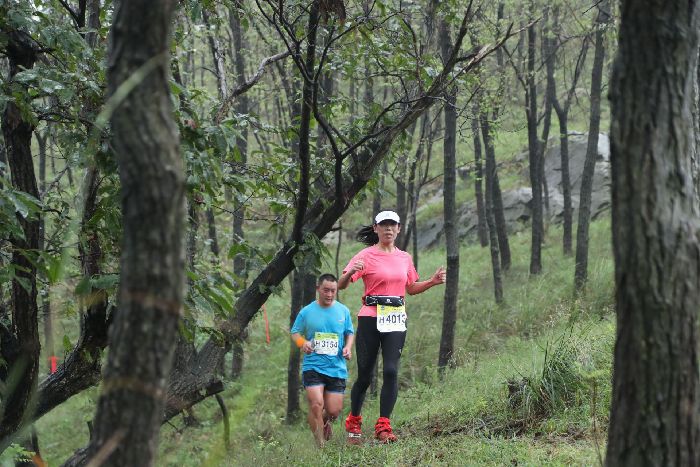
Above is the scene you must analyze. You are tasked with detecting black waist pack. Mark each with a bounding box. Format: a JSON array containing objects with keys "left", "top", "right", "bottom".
[{"left": 364, "top": 295, "right": 404, "bottom": 307}]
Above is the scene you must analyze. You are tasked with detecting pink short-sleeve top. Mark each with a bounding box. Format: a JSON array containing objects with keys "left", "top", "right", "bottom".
[{"left": 342, "top": 246, "right": 419, "bottom": 317}]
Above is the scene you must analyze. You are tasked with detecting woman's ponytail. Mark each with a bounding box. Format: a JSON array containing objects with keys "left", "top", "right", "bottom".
[{"left": 356, "top": 225, "right": 378, "bottom": 246}]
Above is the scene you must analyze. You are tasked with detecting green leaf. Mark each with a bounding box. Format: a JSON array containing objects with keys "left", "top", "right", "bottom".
[
  {"left": 74, "top": 276, "right": 91, "bottom": 296},
  {"left": 63, "top": 335, "right": 73, "bottom": 353},
  {"left": 90, "top": 274, "right": 119, "bottom": 290}
]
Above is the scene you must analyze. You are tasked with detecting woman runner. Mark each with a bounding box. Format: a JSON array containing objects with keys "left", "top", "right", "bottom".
[{"left": 338, "top": 210, "right": 446, "bottom": 444}]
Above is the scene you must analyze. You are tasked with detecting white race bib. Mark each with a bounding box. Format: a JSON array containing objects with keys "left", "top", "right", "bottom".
[
  {"left": 376, "top": 304, "right": 407, "bottom": 333},
  {"left": 314, "top": 332, "right": 339, "bottom": 355}
]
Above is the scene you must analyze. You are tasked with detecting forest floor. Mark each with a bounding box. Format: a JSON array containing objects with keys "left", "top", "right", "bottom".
[{"left": 32, "top": 216, "right": 614, "bottom": 466}]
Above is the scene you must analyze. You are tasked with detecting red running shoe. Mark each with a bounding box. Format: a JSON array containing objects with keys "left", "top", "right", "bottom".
[
  {"left": 374, "top": 417, "right": 398, "bottom": 443},
  {"left": 345, "top": 413, "right": 362, "bottom": 445}
]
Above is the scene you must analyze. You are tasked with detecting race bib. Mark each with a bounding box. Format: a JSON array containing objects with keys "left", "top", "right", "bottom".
[
  {"left": 313, "top": 332, "right": 339, "bottom": 355},
  {"left": 377, "top": 304, "right": 407, "bottom": 333}
]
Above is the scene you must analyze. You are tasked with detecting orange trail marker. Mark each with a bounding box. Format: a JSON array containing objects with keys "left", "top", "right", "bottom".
[{"left": 49, "top": 355, "right": 58, "bottom": 374}]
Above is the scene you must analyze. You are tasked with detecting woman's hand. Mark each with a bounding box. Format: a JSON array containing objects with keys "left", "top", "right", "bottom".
[
  {"left": 349, "top": 260, "right": 365, "bottom": 273},
  {"left": 431, "top": 266, "right": 447, "bottom": 285}
]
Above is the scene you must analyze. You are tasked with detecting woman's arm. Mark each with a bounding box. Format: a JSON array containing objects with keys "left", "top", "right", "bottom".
[
  {"left": 338, "top": 259, "right": 364, "bottom": 290},
  {"left": 406, "top": 266, "right": 446, "bottom": 295}
]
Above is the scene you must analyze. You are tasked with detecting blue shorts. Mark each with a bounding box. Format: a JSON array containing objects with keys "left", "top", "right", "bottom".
[{"left": 302, "top": 370, "right": 346, "bottom": 394}]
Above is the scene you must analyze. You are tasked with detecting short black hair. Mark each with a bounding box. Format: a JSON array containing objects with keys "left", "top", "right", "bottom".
[{"left": 317, "top": 273, "right": 337, "bottom": 286}]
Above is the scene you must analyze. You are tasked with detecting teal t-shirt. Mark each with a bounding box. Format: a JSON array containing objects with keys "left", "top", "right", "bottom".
[{"left": 291, "top": 300, "right": 354, "bottom": 379}]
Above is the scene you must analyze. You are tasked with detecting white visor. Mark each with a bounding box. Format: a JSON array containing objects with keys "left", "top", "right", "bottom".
[{"left": 374, "top": 210, "right": 400, "bottom": 224}]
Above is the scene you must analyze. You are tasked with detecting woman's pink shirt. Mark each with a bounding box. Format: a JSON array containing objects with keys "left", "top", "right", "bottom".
[{"left": 342, "top": 246, "right": 419, "bottom": 317}]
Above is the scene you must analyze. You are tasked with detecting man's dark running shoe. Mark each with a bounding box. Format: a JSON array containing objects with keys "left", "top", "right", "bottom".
[
  {"left": 374, "top": 417, "right": 398, "bottom": 443},
  {"left": 345, "top": 413, "right": 362, "bottom": 445}
]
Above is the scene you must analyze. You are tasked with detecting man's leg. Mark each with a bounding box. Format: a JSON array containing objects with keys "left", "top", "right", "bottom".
[
  {"left": 324, "top": 390, "right": 344, "bottom": 421},
  {"left": 306, "top": 385, "right": 326, "bottom": 446}
]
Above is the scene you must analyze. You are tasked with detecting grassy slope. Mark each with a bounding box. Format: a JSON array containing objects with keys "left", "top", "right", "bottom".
[{"left": 32, "top": 215, "right": 614, "bottom": 466}]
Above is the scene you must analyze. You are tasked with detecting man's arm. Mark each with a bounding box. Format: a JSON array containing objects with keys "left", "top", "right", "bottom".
[
  {"left": 291, "top": 332, "right": 314, "bottom": 354},
  {"left": 342, "top": 333, "right": 355, "bottom": 359}
]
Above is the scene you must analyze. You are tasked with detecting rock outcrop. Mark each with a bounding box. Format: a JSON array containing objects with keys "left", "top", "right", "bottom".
[{"left": 418, "top": 132, "right": 611, "bottom": 249}]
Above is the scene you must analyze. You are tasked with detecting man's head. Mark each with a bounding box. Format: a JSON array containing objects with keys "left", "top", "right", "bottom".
[{"left": 316, "top": 273, "right": 338, "bottom": 307}]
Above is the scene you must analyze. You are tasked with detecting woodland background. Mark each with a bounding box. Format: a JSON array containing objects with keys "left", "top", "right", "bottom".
[{"left": 0, "top": 0, "right": 698, "bottom": 465}]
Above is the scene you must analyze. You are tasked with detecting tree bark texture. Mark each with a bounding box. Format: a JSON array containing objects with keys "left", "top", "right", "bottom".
[
  {"left": 606, "top": 1, "right": 700, "bottom": 465},
  {"left": 0, "top": 28, "right": 40, "bottom": 447},
  {"left": 85, "top": 1, "right": 184, "bottom": 465},
  {"left": 574, "top": 0, "right": 610, "bottom": 292},
  {"left": 480, "top": 115, "right": 504, "bottom": 304},
  {"left": 438, "top": 18, "right": 459, "bottom": 371}
]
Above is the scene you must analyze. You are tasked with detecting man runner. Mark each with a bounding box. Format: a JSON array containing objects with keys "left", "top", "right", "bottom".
[{"left": 291, "top": 273, "right": 355, "bottom": 446}]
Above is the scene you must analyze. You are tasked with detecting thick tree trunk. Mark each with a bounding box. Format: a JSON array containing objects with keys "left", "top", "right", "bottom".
[
  {"left": 606, "top": 1, "right": 700, "bottom": 465},
  {"left": 438, "top": 18, "right": 459, "bottom": 372},
  {"left": 85, "top": 1, "right": 183, "bottom": 465},
  {"left": 285, "top": 272, "right": 316, "bottom": 423},
  {"left": 0, "top": 29, "right": 40, "bottom": 446},
  {"left": 574, "top": 1, "right": 610, "bottom": 292}
]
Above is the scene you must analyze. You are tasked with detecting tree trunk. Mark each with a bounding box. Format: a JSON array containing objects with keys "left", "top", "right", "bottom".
[
  {"left": 552, "top": 9, "right": 588, "bottom": 257},
  {"left": 285, "top": 1, "right": 320, "bottom": 423},
  {"left": 555, "top": 110, "right": 573, "bottom": 255},
  {"left": 85, "top": 1, "right": 184, "bottom": 465},
  {"left": 539, "top": 7, "right": 554, "bottom": 218},
  {"left": 37, "top": 129, "right": 53, "bottom": 365},
  {"left": 480, "top": 115, "right": 504, "bottom": 304},
  {"left": 290, "top": 0, "right": 319, "bottom": 246},
  {"left": 229, "top": 0, "right": 249, "bottom": 283},
  {"left": 438, "top": 17, "right": 459, "bottom": 374},
  {"left": 606, "top": 1, "right": 700, "bottom": 464},
  {"left": 526, "top": 18, "right": 543, "bottom": 275},
  {"left": 471, "top": 105, "right": 488, "bottom": 247},
  {"left": 285, "top": 272, "right": 316, "bottom": 423},
  {"left": 0, "top": 28, "right": 40, "bottom": 446},
  {"left": 480, "top": 114, "right": 511, "bottom": 272},
  {"left": 574, "top": 1, "right": 610, "bottom": 292}
]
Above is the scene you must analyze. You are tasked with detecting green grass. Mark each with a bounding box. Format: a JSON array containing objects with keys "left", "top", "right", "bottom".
[{"left": 29, "top": 214, "right": 615, "bottom": 466}]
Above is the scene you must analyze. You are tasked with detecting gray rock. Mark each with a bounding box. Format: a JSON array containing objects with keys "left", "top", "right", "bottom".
[{"left": 418, "top": 132, "right": 611, "bottom": 249}]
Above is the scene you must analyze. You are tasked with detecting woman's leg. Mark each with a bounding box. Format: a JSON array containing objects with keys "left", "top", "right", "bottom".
[
  {"left": 350, "top": 317, "right": 380, "bottom": 415},
  {"left": 378, "top": 330, "right": 407, "bottom": 418}
]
